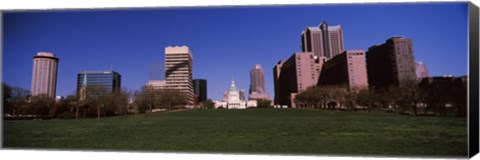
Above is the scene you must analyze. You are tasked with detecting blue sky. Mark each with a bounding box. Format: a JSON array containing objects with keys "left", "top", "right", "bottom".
[{"left": 3, "top": 3, "right": 468, "bottom": 100}]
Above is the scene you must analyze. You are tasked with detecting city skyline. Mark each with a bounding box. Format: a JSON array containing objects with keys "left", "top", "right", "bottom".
[{"left": 3, "top": 3, "right": 468, "bottom": 100}]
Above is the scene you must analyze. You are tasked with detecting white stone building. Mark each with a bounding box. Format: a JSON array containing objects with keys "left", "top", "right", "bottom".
[{"left": 214, "top": 80, "right": 257, "bottom": 109}]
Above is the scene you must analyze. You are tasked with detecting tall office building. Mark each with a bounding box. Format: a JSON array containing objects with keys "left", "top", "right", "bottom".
[
  {"left": 273, "top": 60, "right": 285, "bottom": 105},
  {"left": 165, "top": 46, "right": 194, "bottom": 105},
  {"left": 318, "top": 50, "right": 368, "bottom": 89},
  {"left": 249, "top": 64, "right": 271, "bottom": 100},
  {"left": 76, "top": 70, "right": 121, "bottom": 99},
  {"left": 328, "top": 25, "right": 345, "bottom": 57},
  {"left": 301, "top": 21, "right": 344, "bottom": 59},
  {"left": 193, "top": 79, "right": 207, "bottom": 104},
  {"left": 273, "top": 52, "right": 324, "bottom": 107},
  {"left": 146, "top": 80, "right": 167, "bottom": 90},
  {"left": 249, "top": 64, "right": 268, "bottom": 100},
  {"left": 31, "top": 52, "right": 59, "bottom": 98},
  {"left": 249, "top": 64, "right": 266, "bottom": 94},
  {"left": 366, "top": 36, "right": 417, "bottom": 89},
  {"left": 415, "top": 61, "right": 429, "bottom": 80},
  {"left": 301, "top": 27, "right": 325, "bottom": 59}
]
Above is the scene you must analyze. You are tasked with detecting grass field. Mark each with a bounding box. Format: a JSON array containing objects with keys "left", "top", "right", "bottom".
[{"left": 3, "top": 109, "right": 467, "bottom": 157}]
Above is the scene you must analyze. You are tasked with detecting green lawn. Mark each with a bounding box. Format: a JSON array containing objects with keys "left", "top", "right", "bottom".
[{"left": 3, "top": 109, "right": 467, "bottom": 157}]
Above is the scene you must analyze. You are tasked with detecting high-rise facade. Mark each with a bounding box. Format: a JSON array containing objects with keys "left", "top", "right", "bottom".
[
  {"left": 273, "top": 60, "right": 285, "bottom": 105},
  {"left": 249, "top": 64, "right": 271, "bottom": 100},
  {"left": 165, "top": 46, "right": 194, "bottom": 105},
  {"left": 366, "top": 36, "right": 417, "bottom": 89},
  {"left": 193, "top": 79, "right": 207, "bottom": 104},
  {"left": 273, "top": 52, "right": 324, "bottom": 107},
  {"left": 328, "top": 25, "right": 345, "bottom": 57},
  {"left": 415, "top": 61, "right": 429, "bottom": 80},
  {"left": 146, "top": 80, "right": 167, "bottom": 90},
  {"left": 249, "top": 64, "right": 266, "bottom": 94},
  {"left": 301, "top": 21, "right": 344, "bottom": 59},
  {"left": 301, "top": 27, "right": 325, "bottom": 59},
  {"left": 31, "top": 52, "right": 59, "bottom": 98},
  {"left": 76, "top": 70, "right": 121, "bottom": 99},
  {"left": 318, "top": 50, "right": 368, "bottom": 89}
]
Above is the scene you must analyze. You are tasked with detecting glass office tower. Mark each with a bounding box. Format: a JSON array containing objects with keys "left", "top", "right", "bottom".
[{"left": 76, "top": 70, "right": 121, "bottom": 98}]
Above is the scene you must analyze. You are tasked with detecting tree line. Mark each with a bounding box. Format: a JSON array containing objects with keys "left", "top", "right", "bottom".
[
  {"left": 2, "top": 83, "right": 190, "bottom": 120},
  {"left": 294, "top": 79, "right": 467, "bottom": 117}
]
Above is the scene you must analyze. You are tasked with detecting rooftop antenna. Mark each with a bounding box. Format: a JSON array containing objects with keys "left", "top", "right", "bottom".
[{"left": 110, "top": 64, "right": 113, "bottom": 71}]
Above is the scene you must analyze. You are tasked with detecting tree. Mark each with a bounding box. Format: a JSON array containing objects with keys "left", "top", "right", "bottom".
[
  {"left": 6, "top": 85, "right": 30, "bottom": 116},
  {"left": 54, "top": 94, "right": 78, "bottom": 119},
  {"left": 79, "top": 85, "right": 109, "bottom": 118},
  {"left": 204, "top": 99, "right": 215, "bottom": 109},
  {"left": 257, "top": 99, "right": 272, "bottom": 108},
  {"left": 159, "top": 89, "right": 187, "bottom": 109},
  {"left": 400, "top": 81, "right": 424, "bottom": 116},
  {"left": 452, "top": 78, "right": 467, "bottom": 117},
  {"left": 3, "top": 83, "right": 13, "bottom": 115},
  {"left": 103, "top": 88, "right": 130, "bottom": 116},
  {"left": 133, "top": 86, "right": 188, "bottom": 113},
  {"left": 29, "top": 94, "right": 55, "bottom": 117},
  {"left": 355, "top": 89, "right": 377, "bottom": 111}
]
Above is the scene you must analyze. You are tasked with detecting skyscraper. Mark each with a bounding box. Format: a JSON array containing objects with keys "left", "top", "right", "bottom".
[
  {"left": 76, "top": 70, "right": 121, "bottom": 99},
  {"left": 193, "top": 79, "right": 207, "bottom": 104},
  {"left": 273, "top": 52, "right": 324, "bottom": 107},
  {"left": 273, "top": 60, "right": 285, "bottom": 106},
  {"left": 318, "top": 50, "right": 368, "bottom": 89},
  {"left": 366, "top": 36, "right": 417, "bottom": 89},
  {"left": 301, "top": 21, "right": 344, "bottom": 59},
  {"left": 328, "top": 25, "right": 345, "bottom": 57},
  {"left": 301, "top": 27, "right": 325, "bottom": 59},
  {"left": 249, "top": 64, "right": 266, "bottom": 94},
  {"left": 249, "top": 64, "right": 271, "bottom": 100},
  {"left": 31, "top": 52, "right": 59, "bottom": 98},
  {"left": 165, "top": 46, "right": 194, "bottom": 105},
  {"left": 415, "top": 61, "right": 429, "bottom": 80}
]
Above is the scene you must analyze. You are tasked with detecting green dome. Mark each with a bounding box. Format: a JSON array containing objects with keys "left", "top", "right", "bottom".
[{"left": 229, "top": 80, "right": 238, "bottom": 91}]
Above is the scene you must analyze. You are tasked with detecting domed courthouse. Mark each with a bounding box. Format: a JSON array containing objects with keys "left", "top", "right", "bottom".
[{"left": 214, "top": 80, "right": 257, "bottom": 109}]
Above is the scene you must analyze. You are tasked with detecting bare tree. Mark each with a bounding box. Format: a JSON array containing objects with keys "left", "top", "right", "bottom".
[
  {"left": 29, "top": 94, "right": 55, "bottom": 117},
  {"left": 103, "top": 88, "right": 130, "bottom": 116},
  {"left": 8, "top": 86, "right": 31, "bottom": 116}
]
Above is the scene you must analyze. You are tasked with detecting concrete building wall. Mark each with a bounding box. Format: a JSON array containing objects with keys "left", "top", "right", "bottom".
[
  {"left": 392, "top": 37, "right": 417, "bottom": 82},
  {"left": 273, "top": 60, "right": 285, "bottom": 105},
  {"left": 366, "top": 37, "right": 417, "bottom": 89},
  {"left": 273, "top": 52, "right": 321, "bottom": 107},
  {"left": 165, "top": 46, "right": 194, "bottom": 104},
  {"left": 318, "top": 50, "right": 368, "bottom": 89},
  {"left": 31, "top": 52, "right": 59, "bottom": 98},
  {"left": 295, "top": 52, "right": 321, "bottom": 93},
  {"left": 328, "top": 25, "right": 345, "bottom": 58},
  {"left": 346, "top": 50, "right": 368, "bottom": 88},
  {"left": 146, "top": 80, "right": 167, "bottom": 90}
]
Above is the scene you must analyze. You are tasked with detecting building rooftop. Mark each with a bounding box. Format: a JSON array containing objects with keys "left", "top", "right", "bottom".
[
  {"left": 229, "top": 80, "right": 238, "bottom": 91},
  {"left": 79, "top": 70, "right": 119, "bottom": 74},
  {"left": 328, "top": 25, "right": 342, "bottom": 30},
  {"left": 37, "top": 52, "right": 55, "bottom": 57}
]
